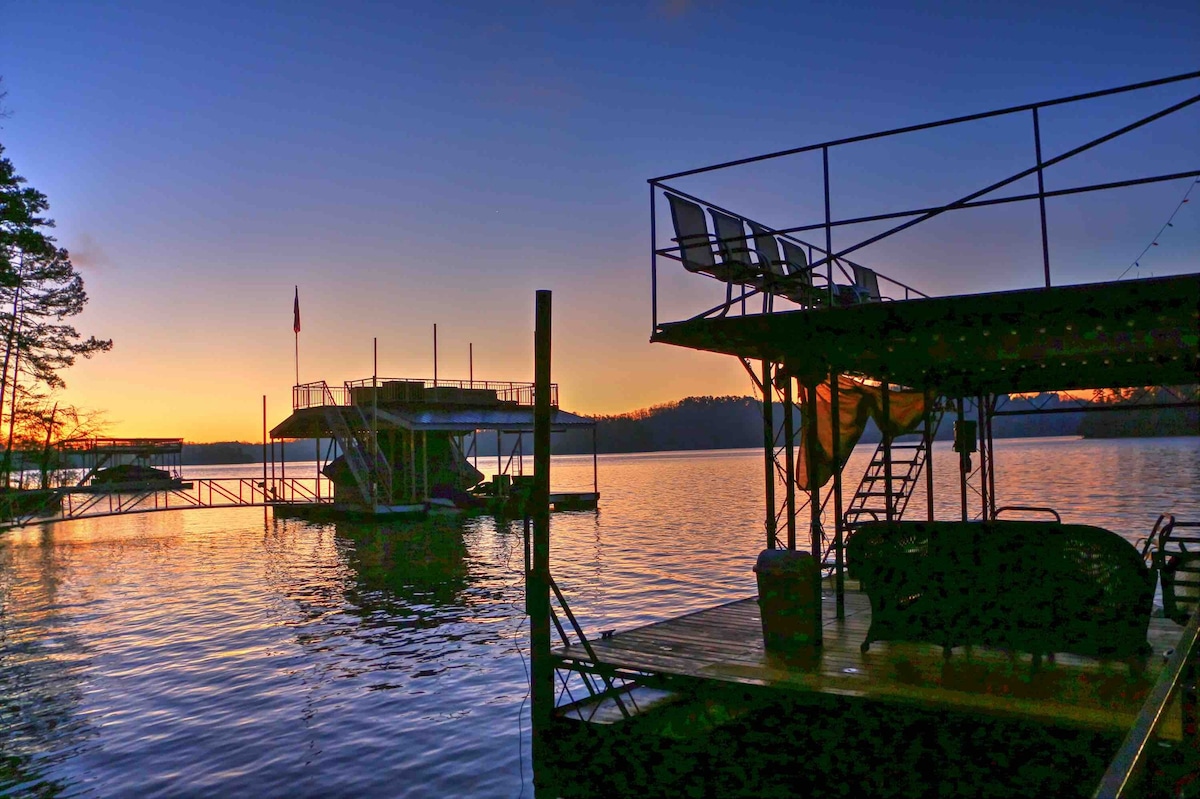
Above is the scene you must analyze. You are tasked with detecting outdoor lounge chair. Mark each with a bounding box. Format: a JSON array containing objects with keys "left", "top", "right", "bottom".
[
  {"left": 747, "top": 221, "right": 818, "bottom": 304},
  {"left": 709, "top": 209, "right": 771, "bottom": 290},
  {"left": 665, "top": 194, "right": 759, "bottom": 285},
  {"left": 852, "top": 264, "right": 882, "bottom": 302}
]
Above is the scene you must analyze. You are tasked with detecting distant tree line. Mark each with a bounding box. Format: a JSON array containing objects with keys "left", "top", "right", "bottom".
[{"left": 184, "top": 389, "right": 1196, "bottom": 467}]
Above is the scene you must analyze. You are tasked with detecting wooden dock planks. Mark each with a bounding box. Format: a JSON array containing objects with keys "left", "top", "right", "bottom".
[{"left": 555, "top": 589, "right": 1188, "bottom": 738}]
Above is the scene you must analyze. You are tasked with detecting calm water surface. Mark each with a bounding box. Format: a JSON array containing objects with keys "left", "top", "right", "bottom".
[{"left": 2, "top": 438, "right": 1198, "bottom": 797}]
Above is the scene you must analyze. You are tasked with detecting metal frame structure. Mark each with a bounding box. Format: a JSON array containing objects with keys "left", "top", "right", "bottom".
[
  {"left": 276, "top": 375, "right": 597, "bottom": 513},
  {"left": 532, "top": 72, "right": 1200, "bottom": 798}
]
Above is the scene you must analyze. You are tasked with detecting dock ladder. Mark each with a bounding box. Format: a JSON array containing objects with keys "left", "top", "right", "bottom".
[{"left": 843, "top": 409, "right": 945, "bottom": 528}]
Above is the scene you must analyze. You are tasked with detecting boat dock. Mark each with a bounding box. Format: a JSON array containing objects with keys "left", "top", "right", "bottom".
[
  {"left": 270, "top": 376, "right": 599, "bottom": 517},
  {"left": 556, "top": 586, "right": 1184, "bottom": 739},
  {"left": 526, "top": 72, "right": 1200, "bottom": 798}
]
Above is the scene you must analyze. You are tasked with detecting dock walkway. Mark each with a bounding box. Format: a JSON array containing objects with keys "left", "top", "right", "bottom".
[{"left": 556, "top": 588, "right": 1185, "bottom": 737}]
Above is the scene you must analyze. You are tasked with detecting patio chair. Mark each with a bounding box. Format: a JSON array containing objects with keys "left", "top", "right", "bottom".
[
  {"left": 666, "top": 194, "right": 758, "bottom": 285},
  {"left": 666, "top": 193, "right": 720, "bottom": 277},
  {"left": 852, "top": 265, "right": 882, "bottom": 302},
  {"left": 779, "top": 239, "right": 829, "bottom": 307},
  {"left": 709, "top": 209, "right": 770, "bottom": 288}
]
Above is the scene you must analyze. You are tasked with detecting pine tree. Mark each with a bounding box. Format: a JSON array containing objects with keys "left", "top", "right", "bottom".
[{"left": 0, "top": 143, "right": 112, "bottom": 484}]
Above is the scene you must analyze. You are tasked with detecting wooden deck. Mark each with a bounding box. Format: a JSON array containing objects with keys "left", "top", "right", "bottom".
[{"left": 555, "top": 586, "right": 1188, "bottom": 738}]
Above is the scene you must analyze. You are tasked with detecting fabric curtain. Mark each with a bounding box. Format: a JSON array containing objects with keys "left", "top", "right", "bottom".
[{"left": 795, "top": 378, "right": 926, "bottom": 490}]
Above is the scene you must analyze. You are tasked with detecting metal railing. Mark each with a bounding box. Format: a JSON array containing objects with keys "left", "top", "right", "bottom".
[
  {"left": 2, "top": 477, "right": 334, "bottom": 528},
  {"left": 294, "top": 378, "right": 558, "bottom": 410},
  {"left": 1094, "top": 608, "right": 1200, "bottom": 797},
  {"left": 649, "top": 70, "right": 1200, "bottom": 330}
]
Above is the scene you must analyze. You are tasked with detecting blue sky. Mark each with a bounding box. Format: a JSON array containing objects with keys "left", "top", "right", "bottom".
[{"left": 1, "top": 1, "right": 1197, "bottom": 439}]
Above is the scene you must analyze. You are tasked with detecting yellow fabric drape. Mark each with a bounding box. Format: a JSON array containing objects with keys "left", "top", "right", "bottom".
[{"left": 796, "top": 378, "right": 926, "bottom": 490}]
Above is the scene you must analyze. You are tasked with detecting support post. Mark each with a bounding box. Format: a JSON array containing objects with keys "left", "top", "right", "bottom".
[
  {"left": 422, "top": 430, "right": 429, "bottom": 501},
  {"left": 315, "top": 436, "right": 320, "bottom": 501},
  {"left": 373, "top": 338, "right": 378, "bottom": 509},
  {"left": 986, "top": 395, "right": 997, "bottom": 520},
  {"left": 804, "top": 377, "right": 824, "bottom": 644},
  {"left": 281, "top": 439, "right": 286, "bottom": 485},
  {"left": 761, "top": 361, "right": 776, "bottom": 549},
  {"left": 977, "top": 394, "right": 989, "bottom": 520},
  {"left": 957, "top": 397, "right": 968, "bottom": 522},
  {"left": 882, "top": 381, "right": 893, "bottom": 522},
  {"left": 592, "top": 425, "right": 598, "bottom": 495},
  {"left": 924, "top": 388, "right": 935, "bottom": 521},
  {"left": 804, "top": 379, "right": 822, "bottom": 557},
  {"left": 782, "top": 372, "right": 796, "bottom": 551},
  {"left": 262, "top": 396, "right": 268, "bottom": 510},
  {"left": 530, "top": 290, "right": 554, "bottom": 785},
  {"left": 830, "top": 371, "right": 845, "bottom": 619}
]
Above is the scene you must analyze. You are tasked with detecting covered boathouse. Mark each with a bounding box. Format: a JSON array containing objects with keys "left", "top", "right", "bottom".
[
  {"left": 530, "top": 72, "right": 1200, "bottom": 798},
  {"left": 270, "top": 376, "right": 598, "bottom": 517}
]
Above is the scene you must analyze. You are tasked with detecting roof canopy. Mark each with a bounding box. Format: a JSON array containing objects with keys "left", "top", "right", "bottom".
[
  {"left": 270, "top": 405, "right": 594, "bottom": 439},
  {"left": 652, "top": 274, "right": 1198, "bottom": 395}
]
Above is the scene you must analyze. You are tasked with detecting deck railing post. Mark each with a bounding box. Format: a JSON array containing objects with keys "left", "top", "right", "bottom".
[
  {"left": 650, "top": 183, "right": 658, "bottom": 333},
  {"left": 823, "top": 146, "right": 834, "bottom": 306},
  {"left": 530, "top": 290, "right": 554, "bottom": 789},
  {"left": 1033, "top": 107, "right": 1052, "bottom": 288}
]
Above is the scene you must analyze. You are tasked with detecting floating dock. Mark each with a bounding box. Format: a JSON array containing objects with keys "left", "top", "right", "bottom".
[{"left": 270, "top": 376, "right": 599, "bottom": 518}]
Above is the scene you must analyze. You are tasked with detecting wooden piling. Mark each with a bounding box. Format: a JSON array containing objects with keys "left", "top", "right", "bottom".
[{"left": 530, "top": 290, "right": 554, "bottom": 783}]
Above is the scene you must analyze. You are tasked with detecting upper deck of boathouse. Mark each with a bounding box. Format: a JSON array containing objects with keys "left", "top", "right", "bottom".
[{"left": 647, "top": 71, "right": 1200, "bottom": 385}]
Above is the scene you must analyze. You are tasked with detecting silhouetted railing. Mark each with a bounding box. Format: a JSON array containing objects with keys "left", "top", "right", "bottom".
[
  {"left": 293, "top": 378, "right": 558, "bottom": 410},
  {"left": 649, "top": 70, "right": 1200, "bottom": 329}
]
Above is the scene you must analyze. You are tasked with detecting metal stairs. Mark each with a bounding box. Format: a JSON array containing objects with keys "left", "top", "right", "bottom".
[
  {"left": 843, "top": 410, "right": 944, "bottom": 528},
  {"left": 322, "top": 405, "right": 377, "bottom": 505}
]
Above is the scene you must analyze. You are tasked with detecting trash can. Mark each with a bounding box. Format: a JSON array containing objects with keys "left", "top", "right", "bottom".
[{"left": 754, "top": 549, "right": 822, "bottom": 649}]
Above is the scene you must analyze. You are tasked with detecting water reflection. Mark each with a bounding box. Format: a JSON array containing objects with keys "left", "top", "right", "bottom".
[
  {"left": 0, "top": 440, "right": 1195, "bottom": 797},
  {"left": 336, "top": 518, "right": 470, "bottom": 613}
]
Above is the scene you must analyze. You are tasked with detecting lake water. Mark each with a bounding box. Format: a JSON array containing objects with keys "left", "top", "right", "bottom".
[{"left": 2, "top": 437, "right": 1198, "bottom": 797}]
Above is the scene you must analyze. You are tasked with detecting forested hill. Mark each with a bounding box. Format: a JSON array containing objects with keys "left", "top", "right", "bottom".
[
  {"left": 551, "top": 393, "right": 1194, "bottom": 455},
  {"left": 552, "top": 394, "right": 1083, "bottom": 455}
]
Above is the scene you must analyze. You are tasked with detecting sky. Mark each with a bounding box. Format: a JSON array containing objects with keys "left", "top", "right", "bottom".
[{"left": 1, "top": 0, "right": 1197, "bottom": 442}]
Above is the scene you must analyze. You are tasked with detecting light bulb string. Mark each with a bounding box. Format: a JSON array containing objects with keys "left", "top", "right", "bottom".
[{"left": 1117, "top": 177, "right": 1198, "bottom": 280}]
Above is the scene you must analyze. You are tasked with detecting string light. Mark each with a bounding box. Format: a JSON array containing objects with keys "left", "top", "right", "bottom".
[{"left": 1117, "top": 177, "right": 1199, "bottom": 280}]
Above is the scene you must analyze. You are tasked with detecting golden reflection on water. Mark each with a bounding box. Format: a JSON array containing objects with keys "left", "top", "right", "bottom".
[{"left": 0, "top": 437, "right": 1196, "bottom": 796}]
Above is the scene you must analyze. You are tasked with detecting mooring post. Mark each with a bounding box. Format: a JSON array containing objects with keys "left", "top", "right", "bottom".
[{"left": 530, "top": 289, "right": 554, "bottom": 785}]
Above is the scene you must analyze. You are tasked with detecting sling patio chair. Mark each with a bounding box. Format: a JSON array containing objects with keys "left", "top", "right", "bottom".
[
  {"left": 708, "top": 209, "right": 777, "bottom": 291},
  {"left": 778, "top": 238, "right": 835, "bottom": 308},
  {"left": 666, "top": 194, "right": 760, "bottom": 285},
  {"left": 852, "top": 264, "right": 883, "bottom": 302}
]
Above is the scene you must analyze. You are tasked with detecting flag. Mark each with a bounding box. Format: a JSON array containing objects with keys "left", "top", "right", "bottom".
[{"left": 293, "top": 286, "right": 301, "bottom": 333}]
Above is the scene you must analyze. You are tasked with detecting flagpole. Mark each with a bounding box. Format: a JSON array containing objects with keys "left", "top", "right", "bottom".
[{"left": 293, "top": 286, "right": 300, "bottom": 387}]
